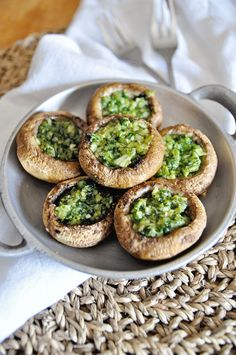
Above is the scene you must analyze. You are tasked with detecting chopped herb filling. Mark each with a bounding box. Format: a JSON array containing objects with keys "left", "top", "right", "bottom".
[
  {"left": 55, "top": 180, "right": 113, "bottom": 225},
  {"left": 101, "top": 90, "right": 154, "bottom": 120},
  {"left": 156, "top": 134, "right": 205, "bottom": 179},
  {"left": 90, "top": 117, "right": 152, "bottom": 168},
  {"left": 37, "top": 118, "right": 81, "bottom": 161},
  {"left": 130, "top": 187, "right": 190, "bottom": 238}
]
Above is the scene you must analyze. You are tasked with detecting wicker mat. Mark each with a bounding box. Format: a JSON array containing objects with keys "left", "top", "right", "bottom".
[{"left": 0, "top": 34, "right": 236, "bottom": 355}]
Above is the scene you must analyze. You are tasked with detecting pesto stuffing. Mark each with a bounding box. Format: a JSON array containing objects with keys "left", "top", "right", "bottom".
[
  {"left": 156, "top": 134, "right": 205, "bottom": 179},
  {"left": 37, "top": 118, "right": 81, "bottom": 161},
  {"left": 130, "top": 187, "right": 190, "bottom": 238},
  {"left": 55, "top": 180, "right": 113, "bottom": 225},
  {"left": 90, "top": 117, "right": 152, "bottom": 168},
  {"left": 101, "top": 90, "right": 154, "bottom": 119}
]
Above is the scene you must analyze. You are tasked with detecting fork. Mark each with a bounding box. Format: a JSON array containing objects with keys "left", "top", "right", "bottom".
[
  {"left": 97, "top": 12, "right": 168, "bottom": 85},
  {"left": 151, "top": 0, "right": 178, "bottom": 88}
]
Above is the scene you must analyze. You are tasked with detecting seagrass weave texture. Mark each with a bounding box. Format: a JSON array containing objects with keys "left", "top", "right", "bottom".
[{"left": 0, "top": 34, "right": 235, "bottom": 355}]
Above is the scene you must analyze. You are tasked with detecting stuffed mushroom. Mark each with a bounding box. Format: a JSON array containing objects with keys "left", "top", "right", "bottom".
[
  {"left": 79, "top": 115, "right": 165, "bottom": 189},
  {"left": 43, "top": 176, "right": 115, "bottom": 248},
  {"left": 154, "top": 124, "right": 218, "bottom": 195},
  {"left": 16, "top": 111, "right": 86, "bottom": 183},
  {"left": 86, "top": 82, "right": 163, "bottom": 128},
  {"left": 114, "top": 180, "right": 207, "bottom": 260}
]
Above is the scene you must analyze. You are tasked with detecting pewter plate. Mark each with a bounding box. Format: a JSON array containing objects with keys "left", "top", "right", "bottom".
[{"left": 1, "top": 79, "right": 236, "bottom": 278}]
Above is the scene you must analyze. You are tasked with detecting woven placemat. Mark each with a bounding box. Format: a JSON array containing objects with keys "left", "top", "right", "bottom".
[{"left": 0, "top": 34, "right": 235, "bottom": 355}]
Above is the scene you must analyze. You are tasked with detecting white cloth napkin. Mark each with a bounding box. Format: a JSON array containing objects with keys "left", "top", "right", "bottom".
[{"left": 0, "top": 0, "right": 235, "bottom": 342}]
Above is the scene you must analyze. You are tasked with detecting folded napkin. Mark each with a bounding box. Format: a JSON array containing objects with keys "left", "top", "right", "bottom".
[{"left": 0, "top": 0, "right": 235, "bottom": 342}]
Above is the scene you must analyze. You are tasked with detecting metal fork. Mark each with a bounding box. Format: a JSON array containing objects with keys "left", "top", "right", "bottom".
[
  {"left": 151, "top": 0, "right": 178, "bottom": 88},
  {"left": 97, "top": 12, "right": 168, "bottom": 85}
]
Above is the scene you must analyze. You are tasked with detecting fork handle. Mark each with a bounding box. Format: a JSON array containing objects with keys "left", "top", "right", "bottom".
[{"left": 143, "top": 62, "right": 168, "bottom": 85}]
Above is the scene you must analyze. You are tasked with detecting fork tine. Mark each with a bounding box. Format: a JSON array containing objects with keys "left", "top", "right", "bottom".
[
  {"left": 97, "top": 12, "right": 130, "bottom": 53},
  {"left": 159, "top": 0, "right": 166, "bottom": 36},
  {"left": 151, "top": 0, "right": 178, "bottom": 88},
  {"left": 152, "top": 0, "right": 167, "bottom": 38},
  {"left": 161, "top": 0, "right": 172, "bottom": 36},
  {"left": 151, "top": 0, "right": 159, "bottom": 38},
  {"left": 97, "top": 14, "right": 117, "bottom": 52},
  {"left": 166, "top": 0, "right": 177, "bottom": 35},
  {"left": 110, "top": 10, "right": 134, "bottom": 47},
  {"left": 152, "top": 0, "right": 176, "bottom": 38}
]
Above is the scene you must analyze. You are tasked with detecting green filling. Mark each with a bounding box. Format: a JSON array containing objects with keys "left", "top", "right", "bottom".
[
  {"left": 156, "top": 134, "right": 205, "bottom": 179},
  {"left": 101, "top": 90, "right": 154, "bottom": 120},
  {"left": 130, "top": 187, "right": 190, "bottom": 238},
  {"left": 55, "top": 180, "right": 113, "bottom": 225},
  {"left": 90, "top": 117, "right": 152, "bottom": 168},
  {"left": 37, "top": 118, "right": 81, "bottom": 161}
]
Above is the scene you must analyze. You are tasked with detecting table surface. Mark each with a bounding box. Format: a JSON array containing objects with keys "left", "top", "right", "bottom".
[{"left": 0, "top": 0, "right": 80, "bottom": 49}]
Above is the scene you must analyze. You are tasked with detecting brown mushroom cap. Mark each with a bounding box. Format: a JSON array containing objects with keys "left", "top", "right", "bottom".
[
  {"left": 86, "top": 82, "right": 163, "bottom": 128},
  {"left": 43, "top": 176, "right": 114, "bottom": 248},
  {"left": 79, "top": 115, "right": 165, "bottom": 189},
  {"left": 114, "top": 180, "right": 207, "bottom": 260},
  {"left": 16, "top": 111, "right": 86, "bottom": 183},
  {"left": 154, "top": 124, "right": 218, "bottom": 195}
]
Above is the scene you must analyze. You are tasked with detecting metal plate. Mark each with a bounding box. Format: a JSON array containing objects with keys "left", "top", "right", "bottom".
[{"left": 1, "top": 79, "right": 236, "bottom": 278}]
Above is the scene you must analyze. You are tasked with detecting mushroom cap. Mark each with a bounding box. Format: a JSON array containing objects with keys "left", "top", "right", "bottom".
[
  {"left": 114, "top": 179, "right": 207, "bottom": 260},
  {"left": 86, "top": 82, "right": 163, "bottom": 128},
  {"left": 79, "top": 115, "right": 165, "bottom": 189},
  {"left": 154, "top": 124, "right": 218, "bottom": 195},
  {"left": 16, "top": 111, "right": 86, "bottom": 183},
  {"left": 43, "top": 176, "right": 114, "bottom": 248}
]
